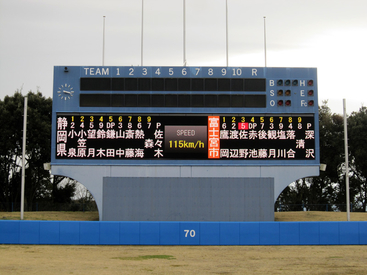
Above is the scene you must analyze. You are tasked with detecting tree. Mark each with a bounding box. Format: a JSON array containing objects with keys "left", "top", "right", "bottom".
[
  {"left": 24, "top": 92, "right": 53, "bottom": 206},
  {"left": 276, "top": 101, "right": 345, "bottom": 210},
  {"left": 348, "top": 106, "right": 367, "bottom": 211},
  {"left": 314, "top": 101, "right": 345, "bottom": 209},
  {"left": 0, "top": 91, "right": 76, "bottom": 211},
  {"left": 51, "top": 176, "right": 76, "bottom": 204},
  {"left": 277, "top": 102, "right": 367, "bottom": 212},
  {"left": 0, "top": 92, "right": 27, "bottom": 210}
]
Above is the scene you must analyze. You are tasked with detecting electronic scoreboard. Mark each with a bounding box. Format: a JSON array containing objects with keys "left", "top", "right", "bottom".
[
  {"left": 52, "top": 66, "right": 319, "bottom": 166},
  {"left": 51, "top": 66, "right": 319, "bottom": 221}
]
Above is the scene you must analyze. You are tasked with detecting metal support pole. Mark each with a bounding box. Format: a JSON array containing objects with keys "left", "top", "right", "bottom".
[
  {"left": 343, "top": 99, "right": 350, "bottom": 221},
  {"left": 183, "top": 0, "right": 186, "bottom": 66},
  {"left": 225, "top": 0, "right": 228, "bottom": 67},
  {"left": 264, "top": 16, "right": 267, "bottom": 67},
  {"left": 102, "top": 16, "right": 105, "bottom": 66},
  {"left": 141, "top": 0, "right": 144, "bottom": 66},
  {"left": 21, "top": 95, "right": 28, "bottom": 220}
]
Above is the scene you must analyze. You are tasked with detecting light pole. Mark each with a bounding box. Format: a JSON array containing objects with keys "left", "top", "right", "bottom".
[
  {"left": 20, "top": 95, "right": 28, "bottom": 220},
  {"left": 102, "top": 16, "right": 106, "bottom": 66},
  {"left": 343, "top": 99, "right": 350, "bottom": 221},
  {"left": 225, "top": 0, "right": 228, "bottom": 67},
  {"left": 183, "top": 0, "right": 186, "bottom": 66},
  {"left": 264, "top": 16, "right": 267, "bottom": 67},
  {"left": 141, "top": 0, "right": 144, "bottom": 66}
]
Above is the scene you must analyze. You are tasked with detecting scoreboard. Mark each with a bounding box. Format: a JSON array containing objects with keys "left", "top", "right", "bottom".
[
  {"left": 52, "top": 66, "right": 319, "bottom": 166},
  {"left": 51, "top": 65, "right": 319, "bottom": 221}
]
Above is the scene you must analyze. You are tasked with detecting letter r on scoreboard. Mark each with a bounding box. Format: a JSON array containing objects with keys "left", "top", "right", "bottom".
[{"left": 208, "top": 116, "right": 220, "bottom": 159}]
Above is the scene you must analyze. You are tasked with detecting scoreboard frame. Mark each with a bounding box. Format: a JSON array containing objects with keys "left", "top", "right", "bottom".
[{"left": 51, "top": 66, "right": 319, "bottom": 167}]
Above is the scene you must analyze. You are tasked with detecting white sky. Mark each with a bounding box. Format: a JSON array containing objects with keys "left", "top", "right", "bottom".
[{"left": 1, "top": 0, "right": 366, "bottom": 114}]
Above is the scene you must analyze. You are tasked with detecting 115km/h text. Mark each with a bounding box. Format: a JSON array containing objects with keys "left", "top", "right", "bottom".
[{"left": 168, "top": 140, "right": 205, "bottom": 149}]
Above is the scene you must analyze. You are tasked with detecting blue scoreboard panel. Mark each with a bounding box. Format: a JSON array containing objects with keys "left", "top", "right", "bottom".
[{"left": 52, "top": 66, "right": 319, "bottom": 166}]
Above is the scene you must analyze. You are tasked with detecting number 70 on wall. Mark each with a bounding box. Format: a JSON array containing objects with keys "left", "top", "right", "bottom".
[
  {"left": 184, "top": 229, "right": 196, "bottom": 238},
  {"left": 180, "top": 224, "right": 200, "bottom": 244}
]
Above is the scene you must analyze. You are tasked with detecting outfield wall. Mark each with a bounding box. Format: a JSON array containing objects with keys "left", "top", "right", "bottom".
[{"left": 1, "top": 221, "right": 366, "bottom": 245}]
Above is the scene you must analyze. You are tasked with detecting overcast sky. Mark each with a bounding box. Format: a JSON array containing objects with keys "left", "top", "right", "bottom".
[{"left": 1, "top": 0, "right": 366, "bottom": 114}]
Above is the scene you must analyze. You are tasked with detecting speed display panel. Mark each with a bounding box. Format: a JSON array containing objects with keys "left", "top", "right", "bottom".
[{"left": 56, "top": 114, "right": 315, "bottom": 161}]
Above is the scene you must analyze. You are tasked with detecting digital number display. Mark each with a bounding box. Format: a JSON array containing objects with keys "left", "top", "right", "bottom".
[
  {"left": 80, "top": 77, "right": 266, "bottom": 92},
  {"left": 56, "top": 114, "right": 315, "bottom": 160}
]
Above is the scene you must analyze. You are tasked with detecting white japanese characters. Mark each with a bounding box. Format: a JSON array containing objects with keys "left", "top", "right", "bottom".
[
  {"left": 57, "top": 115, "right": 164, "bottom": 159},
  {"left": 56, "top": 115, "right": 315, "bottom": 160}
]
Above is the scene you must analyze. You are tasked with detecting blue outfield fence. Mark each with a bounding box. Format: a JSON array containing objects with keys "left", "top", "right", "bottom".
[{"left": 1, "top": 221, "right": 367, "bottom": 245}]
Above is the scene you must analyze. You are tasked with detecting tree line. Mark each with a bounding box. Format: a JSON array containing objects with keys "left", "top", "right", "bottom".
[
  {"left": 0, "top": 91, "right": 78, "bottom": 211},
  {"left": 0, "top": 91, "right": 366, "bottom": 211},
  {"left": 276, "top": 101, "right": 367, "bottom": 211}
]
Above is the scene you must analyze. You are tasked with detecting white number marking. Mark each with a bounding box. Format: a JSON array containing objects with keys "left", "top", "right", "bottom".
[
  {"left": 233, "top": 68, "right": 242, "bottom": 76},
  {"left": 184, "top": 230, "right": 196, "bottom": 238}
]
